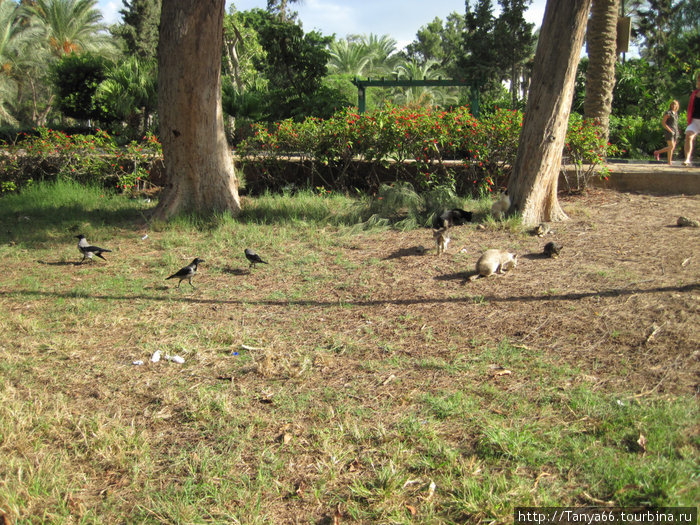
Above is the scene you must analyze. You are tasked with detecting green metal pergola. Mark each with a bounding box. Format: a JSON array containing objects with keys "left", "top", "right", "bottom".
[{"left": 350, "top": 77, "right": 481, "bottom": 116}]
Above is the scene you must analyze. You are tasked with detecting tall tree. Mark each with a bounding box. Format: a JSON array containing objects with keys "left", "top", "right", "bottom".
[
  {"left": 155, "top": 0, "right": 241, "bottom": 220},
  {"left": 240, "top": 8, "right": 333, "bottom": 120},
  {"left": 584, "top": 0, "right": 619, "bottom": 141},
  {"left": 112, "top": 0, "right": 160, "bottom": 61},
  {"left": 0, "top": 0, "right": 39, "bottom": 124},
  {"left": 22, "top": 0, "right": 116, "bottom": 57},
  {"left": 460, "top": 0, "right": 498, "bottom": 88},
  {"left": 509, "top": 0, "right": 593, "bottom": 226},
  {"left": 494, "top": 0, "right": 536, "bottom": 108},
  {"left": 266, "top": 0, "right": 300, "bottom": 22},
  {"left": 404, "top": 13, "right": 465, "bottom": 77},
  {"left": 327, "top": 38, "right": 371, "bottom": 77}
]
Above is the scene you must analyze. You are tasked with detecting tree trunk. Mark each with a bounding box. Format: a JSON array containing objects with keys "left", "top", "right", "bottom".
[
  {"left": 154, "top": 0, "right": 241, "bottom": 220},
  {"left": 584, "top": 0, "right": 619, "bottom": 141},
  {"left": 509, "top": 0, "right": 592, "bottom": 227}
]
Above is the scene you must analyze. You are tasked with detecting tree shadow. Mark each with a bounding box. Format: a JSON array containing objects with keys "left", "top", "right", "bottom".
[
  {"left": 0, "top": 203, "right": 149, "bottom": 246},
  {"left": 3, "top": 283, "right": 696, "bottom": 308}
]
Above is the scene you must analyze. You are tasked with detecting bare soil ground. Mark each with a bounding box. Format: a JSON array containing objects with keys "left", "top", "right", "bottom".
[{"left": 327, "top": 189, "right": 700, "bottom": 396}]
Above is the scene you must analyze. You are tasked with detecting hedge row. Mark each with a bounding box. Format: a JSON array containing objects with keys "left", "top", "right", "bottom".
[
  {"left": 237, "top": 104, "right": 613, "bottom": 194},
  {"left": 0, "top": 105, "right": 612, "bottom": 196}
]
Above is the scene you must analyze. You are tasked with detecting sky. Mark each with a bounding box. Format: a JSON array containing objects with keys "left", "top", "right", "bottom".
[{"left": 96, "top": 0, "right": 549, "bottom": 52}]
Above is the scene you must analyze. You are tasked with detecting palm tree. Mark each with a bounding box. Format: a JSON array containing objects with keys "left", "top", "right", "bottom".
[
  {"left": 584, "top": 0, "right": 619, "bottom": 141},
  {"left": 22, "top": 0, "right": 117, "bottom": 57},
  {"left": 0, "top": 1, "right": 25, "bottom": 124},
  {"left": 327, "top": 39, "right": 370, "bottom": 76},
  {"left": 96, "top": 56, "right": 157, "bottom": 135},
  {"left": 360, "top": 33, "right": 400, "bottom": 74},
  {"left": 391, "top": 59, "right": 457, "bottom": 107}
]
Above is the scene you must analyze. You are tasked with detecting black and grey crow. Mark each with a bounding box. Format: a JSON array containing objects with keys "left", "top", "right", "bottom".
[
  {"left": 244, "top": 248, "right": 268, "bottom": 269},
  {"left": 76, "top": 234, "right": 112, "bottom": 263},
  {"left": 166, "top": 258, "right": 204, "bottom": 288},
  {"left": 432, "top": 208, "right": 473, "bottom": 229}
]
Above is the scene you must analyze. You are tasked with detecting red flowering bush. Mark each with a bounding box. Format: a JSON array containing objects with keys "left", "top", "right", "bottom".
[
  {"left": 0, "top": 128, "right": 161, "bottom": 194},
  {"left": 238, "top": 104, "right": 531, "bottom": 194},
  {"left": 563, "top": 113, "right": 619, "bottom": 192}
]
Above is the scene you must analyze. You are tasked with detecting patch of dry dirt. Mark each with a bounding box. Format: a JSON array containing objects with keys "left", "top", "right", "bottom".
[{"left": 327, "top": 190, "right": 700, "bottom": 396}]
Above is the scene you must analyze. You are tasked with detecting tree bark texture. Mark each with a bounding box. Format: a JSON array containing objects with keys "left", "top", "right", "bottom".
[
  {"left": 584, "top": 0, "right": 619, "bottom": 141},
  {"left": 509, "top": 0, "right": 592, "bottom": 226},
  {"left": 155, "top": 0, "right": 241, "bottom": 220}
]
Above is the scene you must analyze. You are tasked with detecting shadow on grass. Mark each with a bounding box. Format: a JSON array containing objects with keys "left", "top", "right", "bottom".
[
  {"left": 36, "top": 260, "right": 82, "bottom": 266},
  {"left": 0, "top": 203, "right": 149, "bottom": 246},
  {"left": 2, "top": 283, "right": 697, "bottom": 307}
]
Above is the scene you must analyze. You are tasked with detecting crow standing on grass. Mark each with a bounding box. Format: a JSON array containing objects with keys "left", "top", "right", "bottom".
[
  {"left": 166, "top": 258, "right": 204, "bottom": 288},
  {"left": 76, "top": 234, "right": 112, "bottom": 263},
  {"left": 244, "top": 248, "right": 268, "bottom": 269}
]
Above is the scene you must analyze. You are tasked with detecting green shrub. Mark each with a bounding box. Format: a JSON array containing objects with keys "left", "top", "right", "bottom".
[
  {"left": 239, "top": 104, "right": 612, "bottom": 196},
  {"left": 609, "top": 112, "right": 684, "bottom": 160},
  {"left": 0, "top": 128, "right": 161, "bottom": 194},
  {"left": 562, "top": 114, "right": 619, "bottom": 192}
]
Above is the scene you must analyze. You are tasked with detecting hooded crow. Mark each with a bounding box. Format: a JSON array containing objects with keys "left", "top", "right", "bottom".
[
  {"left": 244, "top": 248, "right": 268, "bottom": 269},
  {"left": 166, "top": 258, "right": 204, "bottom": 288},
  {"left": 76, "top": 234, "right": 112, "bottom": 263}
]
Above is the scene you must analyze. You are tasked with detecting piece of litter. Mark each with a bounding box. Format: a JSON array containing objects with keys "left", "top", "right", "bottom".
[
  {"left": 141, "top": 234, "right": 149, "bottom": 240},
  {"left": 151, "top": 350, "right": 161, "bottom": 363},
  {"left": 240, "top": 344, "right": 265, "bottom": 351},
  {"left": 427, "top": 480, "right": 436, "bottom": 499},
  {"left": 232, "top": 352, "right": 239, "bottom": 356},
  {"left": 165, "top": 354, "right": 185, "bottom": 364},
  {"left": 132, "top": 360, "right": 144, "bottom": 366},
  {"left": 616, "top": 399, "right": 624, "bottom": 407}
]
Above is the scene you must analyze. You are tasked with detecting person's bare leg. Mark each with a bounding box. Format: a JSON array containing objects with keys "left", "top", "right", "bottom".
[
  {"left": 667, "top": 140, "right": 675, "bottom": 164},
  {"left": 684, "top": 132, "right": 695, "bottom": 165}
]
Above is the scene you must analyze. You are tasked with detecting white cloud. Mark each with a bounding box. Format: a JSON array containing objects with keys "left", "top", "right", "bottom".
[
  {"left": 296, "top": 0, "right": 357, "bottom": 37},
  {"left": 99, "top": 1, "right": 121, "bottom": 25}
]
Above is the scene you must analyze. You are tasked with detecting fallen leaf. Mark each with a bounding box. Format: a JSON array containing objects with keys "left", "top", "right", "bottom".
[
  {"left": 405, "top": 503, "right": 417, "bottom": 515},
  {"left": 347, "top": 458, "right": 362, "bottom": 472},
  {"left": 493, "top": 369, "right": 512, "bottom": 377}
]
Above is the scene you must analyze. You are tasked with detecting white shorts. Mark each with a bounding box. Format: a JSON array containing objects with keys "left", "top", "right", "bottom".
[{"left": 686, "top": 119, "right": 700, "bottom": 135}]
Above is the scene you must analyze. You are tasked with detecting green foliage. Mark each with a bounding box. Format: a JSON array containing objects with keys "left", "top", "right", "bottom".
[
  {"left": 0, "top": 127, "right": 161, "bottom": 194},
  {"left": 563, "top": 113, "right": 619, "bottom": 191},
  {"left": 240, "top": 104, "right": 611, "bottom": 196},
  {"left": 238, "top": 9, "right": 338, "bottom": 121},
  {"left": 239, "top": 104, "right": 531, "bottom": 195},
  {"left": 111, "top": 0, "right": 161, "bottom": 61},
  {"left": 458, "top": 0, "right": 534, "bottom": 106},
  {"left": 94, "top": 55, "right": 157, "bottom": 138},
  {"left": 50, "top": 52, "right": 108, "bottom": 121},
  {"left": 609, "top": 113, "right": 680, "bottom": 160}
]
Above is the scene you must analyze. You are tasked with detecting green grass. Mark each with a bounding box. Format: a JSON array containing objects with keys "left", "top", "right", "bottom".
[{"left": 0, "top": 181, "right": 697, "bottom": 523}]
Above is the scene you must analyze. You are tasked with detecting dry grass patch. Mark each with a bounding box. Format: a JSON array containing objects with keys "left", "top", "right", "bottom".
[{"left": 0, "top": 185, "right": 698, "bottom": 523}]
